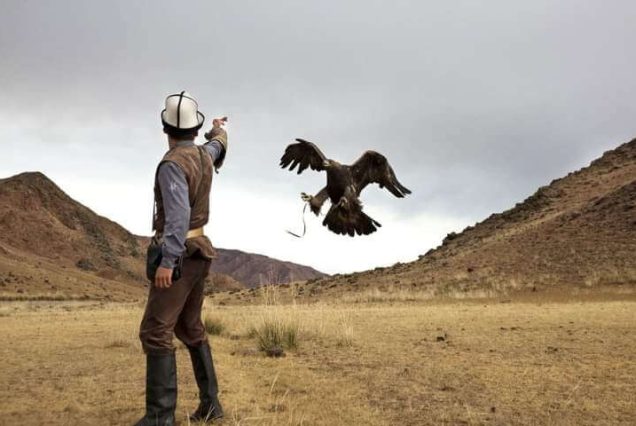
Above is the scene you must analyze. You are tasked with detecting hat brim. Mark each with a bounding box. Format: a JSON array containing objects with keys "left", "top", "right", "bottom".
[{"left": 161, "top": 110, "right": 205, "bottom": 133}]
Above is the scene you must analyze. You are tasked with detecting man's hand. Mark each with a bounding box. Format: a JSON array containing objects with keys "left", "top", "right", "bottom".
[
  {"left": 212, "top": 116, "right": 228, "bottom": 129},
  {"left": 154, "top": 266, "right": 174, "bottom": 288}
]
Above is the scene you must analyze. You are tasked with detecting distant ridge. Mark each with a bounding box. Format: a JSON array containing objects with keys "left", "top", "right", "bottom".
[
  {"left": 294, "top": 138, "right": 636, "bottom": 298},
  {"left": 0, "top": 172, "right": 327, "bottom": 300},
  {"left": 209, "top": 248, "right": 327, "bottom": 288}
]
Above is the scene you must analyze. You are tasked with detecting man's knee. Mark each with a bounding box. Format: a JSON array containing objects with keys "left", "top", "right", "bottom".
[
  {"left": 139, "top": 321, "right": 175, "bottom": 354},
  {"left": 175, "top": 319, "right": 207, "bottom": 348}
]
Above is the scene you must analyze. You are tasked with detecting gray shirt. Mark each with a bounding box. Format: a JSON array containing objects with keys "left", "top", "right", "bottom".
[{"left": 157, "top": 139, "right": 223, "bottom": 268}]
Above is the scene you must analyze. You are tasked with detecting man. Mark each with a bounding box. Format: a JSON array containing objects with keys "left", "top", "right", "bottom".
[{"left": 135, "top": 91, "right": 228, "bottom": 425}]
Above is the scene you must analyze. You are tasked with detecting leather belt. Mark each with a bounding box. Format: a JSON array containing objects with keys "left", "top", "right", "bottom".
[
  {"left": 155, "top": 227, "right": 204, "bottom": 240},
  {"left": 186, "top": 227, "right": 204, "bottom": 239}
]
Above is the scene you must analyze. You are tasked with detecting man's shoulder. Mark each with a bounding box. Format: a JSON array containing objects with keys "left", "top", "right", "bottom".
[
  {"left": 158, "top": 145, "right": 211, "bottom": 179},
  {"left": 161, "top": 146, "right": 203, "bottom": 169},
  {"left": 162, "top": 144, "right": 199, "bottom": 160},
  {"left": 156, "top": 160, "right": 185, "bottom": 181}
]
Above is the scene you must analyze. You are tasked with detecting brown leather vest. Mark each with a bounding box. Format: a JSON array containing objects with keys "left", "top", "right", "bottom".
[{"left": 153, "top": 144, "right": 216, "bottom": 259}]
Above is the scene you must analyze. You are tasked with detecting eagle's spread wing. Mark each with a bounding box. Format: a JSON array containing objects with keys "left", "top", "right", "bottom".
[
  {"left": 280, "top": 139, "right": 328, "bottom": 174},
  {"left": 351, "top": 151, "right": 412, "bottom": 197}
]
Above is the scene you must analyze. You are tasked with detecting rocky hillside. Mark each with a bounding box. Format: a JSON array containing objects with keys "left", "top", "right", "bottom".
[
  {"left": 267, "top": 138, "right": 635, "bottom": 300},
  {"left": 0, "top": 172, "right": 146, "bottom": 300},
  {"left": 0, "top": 172, "right": 326, "bottom": 301},
  {"left": 209, "top": 248, "right": 327, "bottom": 288}
]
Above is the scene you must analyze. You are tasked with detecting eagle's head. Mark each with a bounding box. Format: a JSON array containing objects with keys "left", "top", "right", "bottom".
[{"left": 323, "top": 159, "right": 338, "bottom": 169}]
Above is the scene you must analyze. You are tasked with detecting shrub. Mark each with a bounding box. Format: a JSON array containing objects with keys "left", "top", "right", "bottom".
[
  {"left": 254, "top": 318, "right": 299, "bottom": 353},
  {"left": 76, "top": 258, "right": 96, "bottom": 271},
  {"left": 204, "top": 315, "right": 225, "bottom": 336}
]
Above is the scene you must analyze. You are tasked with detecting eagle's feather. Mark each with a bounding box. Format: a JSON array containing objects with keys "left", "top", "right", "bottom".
[
  {"left": 323, "top": 201, "right": 382, "bottom": 236},
  {"left": 351, "top": 151, "right": 412, "bottom": 198},
  {"left": 279, "top": 139, "right": 327, "bottom": 174}
]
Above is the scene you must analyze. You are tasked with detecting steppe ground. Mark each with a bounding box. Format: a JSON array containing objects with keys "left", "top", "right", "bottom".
[{"left": 0, "top": 292, "right": 635, "bottom": 425}]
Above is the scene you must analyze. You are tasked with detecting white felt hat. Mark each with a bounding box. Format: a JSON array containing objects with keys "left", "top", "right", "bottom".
[{"left": 161, "top": 91, "right": 205, "bottom": 132}]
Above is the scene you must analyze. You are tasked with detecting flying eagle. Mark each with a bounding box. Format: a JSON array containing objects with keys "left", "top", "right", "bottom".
[{"left": 280, "top": 138, "right": 411, "bottom": 236}]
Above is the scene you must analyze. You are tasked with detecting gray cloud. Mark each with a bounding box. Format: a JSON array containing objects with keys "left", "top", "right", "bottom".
[{"left": 1, "top": 0, "right": 635, "bottom": 270}]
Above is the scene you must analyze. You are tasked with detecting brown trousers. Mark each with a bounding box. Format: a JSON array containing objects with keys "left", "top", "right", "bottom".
[{"left": 139, "top": 257, "right": 211, "bottom": 354}]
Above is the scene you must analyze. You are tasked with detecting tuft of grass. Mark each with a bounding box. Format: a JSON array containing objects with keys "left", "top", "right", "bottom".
[
  {"left": 253, "top": 317, "right": 299, "bottom": 353},
  {"left": 335, "top": 316, "right": 355, "bottom": 347},
  {"left": 259, "top": 284, "right": 281, "bottom": 306},
  {"left": 105, "top": 339, "right": 130, "bottom": 348},
  {"left": 204, "top": 315, "right": 226, "bottom": 336}
]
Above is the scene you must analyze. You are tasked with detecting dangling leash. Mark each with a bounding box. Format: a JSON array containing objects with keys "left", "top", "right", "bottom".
[{"left": 286, "top": 202, "right": 309, "bottom": 238}]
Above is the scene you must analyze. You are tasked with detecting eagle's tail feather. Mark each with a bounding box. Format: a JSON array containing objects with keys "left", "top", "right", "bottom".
[{"left": 323, "top": 204, "right": 380, "bottom": 237}]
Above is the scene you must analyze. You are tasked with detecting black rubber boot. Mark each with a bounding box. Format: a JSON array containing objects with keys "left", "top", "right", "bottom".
[
  {"left": 188, "top": 342, "right": 224, "bottom": 423},
  {"left": 134, "top": 352, "right": 177, "bottom": 426}
]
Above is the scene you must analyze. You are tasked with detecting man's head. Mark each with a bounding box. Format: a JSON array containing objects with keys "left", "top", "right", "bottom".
[
  {"left": 163, "top": 126, "right": 198, "bottom": 141},
  {"left": 161, "top": 91, "right": 204, "bottom": 142}
]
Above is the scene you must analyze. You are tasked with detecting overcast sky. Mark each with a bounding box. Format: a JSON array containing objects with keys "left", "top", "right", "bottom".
[{"left": 2, "top": 1, "right": 635, "bottom": 274}]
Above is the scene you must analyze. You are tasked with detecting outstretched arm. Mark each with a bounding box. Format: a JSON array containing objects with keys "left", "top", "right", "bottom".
[
  {"left": 202, "top": 140, "right": 224, "bottom": 163},
  {"left": 204, "top": 117, "right": 228, "bottom": 169}
]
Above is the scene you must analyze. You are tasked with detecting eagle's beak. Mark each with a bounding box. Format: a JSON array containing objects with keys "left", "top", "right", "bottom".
[{"left": 323, "top": 160, "right": 331, "bottom": 168}]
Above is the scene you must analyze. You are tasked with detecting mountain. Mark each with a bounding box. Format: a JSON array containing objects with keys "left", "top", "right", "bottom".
[
  {"left": 0, "top": 172, "right": 146, "bottom": 300},
  {"left": 0, "top": 172, "right": 326, "bottom": 301},
  {"left": 209, "top": 248, "right": 327, "bottom": 288},
  {"left": 290, "top": 138, "right": 636, "bottom": 299}
]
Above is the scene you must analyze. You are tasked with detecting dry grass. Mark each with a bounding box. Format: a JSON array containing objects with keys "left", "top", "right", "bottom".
[
  {"left": 340, "top": 287, "right": 435, "bottom": 303},
  {"left": 0, "top": 296, "right": 635, "bottom": 425},
  {"left": 252, "top": 317, "right": 299, "bottom": 353},
  {"left": 204, "top": 315, "right": 226, "bottom": 336}
]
